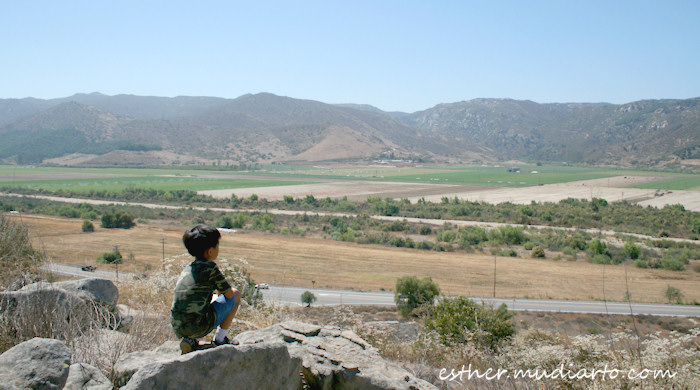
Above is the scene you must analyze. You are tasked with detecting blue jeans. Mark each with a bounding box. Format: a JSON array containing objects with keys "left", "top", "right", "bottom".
[{"left": 212, "top": 295, "right": 236, "bottom": 327}]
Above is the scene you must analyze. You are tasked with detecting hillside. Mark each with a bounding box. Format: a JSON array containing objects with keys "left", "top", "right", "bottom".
[{"left": 0, "top": 93, "right": 698, "bottom": 166}]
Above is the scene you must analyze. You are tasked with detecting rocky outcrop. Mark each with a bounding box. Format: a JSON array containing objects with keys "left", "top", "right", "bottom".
[
  {"left": 120, "top": 342, "right": 302, "bottom": 390},
  {"left": 19, "top": 278, "right": 119, "bottom": 309},
  {"left": 116, "top": 320, "right": 435, "bottom": 389},
  {"left": 0, "top": 338, "right": 71, "bottom": 390},
  {"left": 237, "top": 320, "right": 436, "bottom": 390}
]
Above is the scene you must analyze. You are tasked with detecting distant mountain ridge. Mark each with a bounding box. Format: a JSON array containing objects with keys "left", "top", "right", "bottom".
[{"left": 0, "top": 93, "right": 698, "bottom": 167}]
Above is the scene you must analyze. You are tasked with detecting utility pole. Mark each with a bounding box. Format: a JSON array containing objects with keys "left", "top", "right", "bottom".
[
  {"left": 114, "top": 245, "right": 119, "bottom": 281},
  {"left": 160, "top": 238, "right": 165, "bottom": 272},
  {"left": 493, "top": 255, "right": 497, "bottom": 298}
]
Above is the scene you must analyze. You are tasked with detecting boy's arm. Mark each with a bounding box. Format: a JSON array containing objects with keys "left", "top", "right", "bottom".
[{"left": 223, "top": 288, "right": 235, "bottom": 299}]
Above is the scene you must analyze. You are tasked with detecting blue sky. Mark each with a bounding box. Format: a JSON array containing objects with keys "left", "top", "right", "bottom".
[{"left": 2, "top": 1, "right": 699, "bottom": 112}]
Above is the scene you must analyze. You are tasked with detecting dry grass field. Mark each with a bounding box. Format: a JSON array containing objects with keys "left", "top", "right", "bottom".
[{"left": 14, "top": 214, "right": 699, "bottom": 305}]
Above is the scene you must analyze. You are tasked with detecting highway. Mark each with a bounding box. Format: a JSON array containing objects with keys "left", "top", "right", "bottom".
[
  {"left": 44, "top": 264, "right": 700, "bottom": 317},
  {"left": 262, "top": 285, "right": 700, "bottom": 317}
]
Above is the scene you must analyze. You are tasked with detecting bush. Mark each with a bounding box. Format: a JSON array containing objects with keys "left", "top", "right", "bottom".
[
  {"left": 660, "top": 256, "right": 686, "bottom": 271},
  {"left": 459, "top": 226, "right": 487, "bottom": 247},
  {"left": 395, "top": 276, "right": 441, "bottom": 317},
  {"left": 301, "top": 291, "right": 317, "bottom": 307},
  {"left": 425, "top": 296, "right": 514, "bottom": 350},
  {"left": 100, "top": 208, "right": 135, "bottom": 229},
  {"left": 436, "top": 230, "right": 456, "bottom": 243},
  {"left": 217, "top": 215, "right": 235, "bottom": 229},
  {"left": 664, "top": 285, "right": 683, "bottom": 304},
  {"left": 81, "top": 220, "right": 94, "bottom": 232},
  {"left": 0, "top": 215, "right": 44, "bottom": 289},
  {"left": 624, "top": 241, "right": 641, "bottom": 260},
  {"left": 97, "top": 248, "right": 122, "bottom": 264},
  {"left": 531, "top": 246, "right": 545, "bottom": 258}
]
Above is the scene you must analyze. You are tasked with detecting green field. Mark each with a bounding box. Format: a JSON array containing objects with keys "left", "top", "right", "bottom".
[
  {"left": 0, "top": 164, "right": 698, "bottom": 191},
  {"left": 249, "top": 164, "right": 694, "bottom": 188},
  {"left": 632, "top": 176, "right": 700, "bottom": 190}
]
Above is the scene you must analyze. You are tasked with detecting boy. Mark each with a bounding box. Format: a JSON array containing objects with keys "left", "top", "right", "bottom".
[{"left": 171, "top": 224, "right": 241, "bottom": 354}]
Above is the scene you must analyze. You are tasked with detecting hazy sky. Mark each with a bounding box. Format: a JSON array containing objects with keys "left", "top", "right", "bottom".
[{"left": 2, "top": 1, "right": 699, "bottom": 112}]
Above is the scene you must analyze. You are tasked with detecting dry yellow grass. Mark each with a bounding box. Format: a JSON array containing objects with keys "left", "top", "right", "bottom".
[{"left": 14, "top": 214, "right": 700, "bottom": 304}]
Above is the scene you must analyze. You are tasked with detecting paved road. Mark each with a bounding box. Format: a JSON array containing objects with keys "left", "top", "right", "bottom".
[
  {"left": 262, "top": 285, "right": 700, "bottom": 317},
  {"left": 43, "top": 265, "right": 699, "bottom": 317}
]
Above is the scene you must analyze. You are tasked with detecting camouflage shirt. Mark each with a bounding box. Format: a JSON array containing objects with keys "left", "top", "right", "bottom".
[{"left": 170, "top": 258, "right": 232, "bottom": 339}]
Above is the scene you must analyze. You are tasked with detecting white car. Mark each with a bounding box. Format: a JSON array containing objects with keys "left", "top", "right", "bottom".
[{"left": 255, "top": 283, "right": 269, "bottom": 289}]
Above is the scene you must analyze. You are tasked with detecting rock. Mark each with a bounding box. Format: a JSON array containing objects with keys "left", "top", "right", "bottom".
[
  {"left": 0, "top": 338, "right": 71, "bottom": 390},
  {"left": 113, "top": 341, "right": 180, "bottom": 387},
  {"left": 119, "top": 342, "right": 302, "bottom": 390},
  {"left": 63, "top": 363, "right": 112, "bottom": 390},
  {"left": 236, "top": 321, "right": 437, "bottom": 390},
  {"left": 21, "top": 278, "right": 119, "bottom": 309}
]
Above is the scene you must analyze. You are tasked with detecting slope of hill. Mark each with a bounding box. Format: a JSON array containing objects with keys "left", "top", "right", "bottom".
[
  {"left": 0, "top": 92, "right": 698, "bottom": 167},
  {"left": 401, "top": 98, "right": 700, "bottom": 165}
]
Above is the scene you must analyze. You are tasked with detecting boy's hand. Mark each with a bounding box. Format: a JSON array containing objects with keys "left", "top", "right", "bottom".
[{"left": 223, "top": 288, "right": 237, "bottom": 300}]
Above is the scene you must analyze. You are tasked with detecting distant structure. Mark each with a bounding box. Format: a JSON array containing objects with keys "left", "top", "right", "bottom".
[{"left": 507, "top": 167, "right": 520, "bottom": 172}]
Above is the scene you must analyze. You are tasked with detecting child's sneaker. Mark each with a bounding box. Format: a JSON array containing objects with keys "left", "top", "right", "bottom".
[
  {"left": 180, "top": 337, "right": 198, "bottom": 354},
  {"left": 212, "top": 336, "right": 239, "bottom": 347}
]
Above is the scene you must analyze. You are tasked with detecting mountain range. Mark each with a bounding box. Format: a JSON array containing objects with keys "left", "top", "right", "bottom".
[{"left": 0, "top": 92, "right": 698, "bottom": 167}]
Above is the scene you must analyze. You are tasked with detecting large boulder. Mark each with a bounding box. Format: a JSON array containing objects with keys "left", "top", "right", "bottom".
[
  {"left": 119, "top": 342, "right": 302, "bottom": 390},
  {"left": 20, "top": 278, "right": 119, "bottom": 309},
  {"left": 0, "top": 338, "right": 71, "bottom": 390},
  {"left": 236, "top": 320, "right": 436, "bottom": 389},
  {"left": 0, "top": 279, "right": 120, "bottom": 338},
  {"left": 63, "top": 363, "right": 112, "bottom": 390}
]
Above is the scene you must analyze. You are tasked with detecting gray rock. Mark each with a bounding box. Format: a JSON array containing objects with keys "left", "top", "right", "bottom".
[
  {"left": 21, "top": 278, "right": 119, "bottom": 309},
  {"left": 0, "top": 338, "right": 71, "bottom": 390},
  {"left": 63, "top": 363, "right": 112, "bottom": 390},
  {"left": 113, "top": 341, "right": 180, "bottom": 387},
  {"left": 236, "top": 321, "right": 437, "bottom": 390},
  {"left": 120, "top": 342, "right": 302, "bottom": 390}
]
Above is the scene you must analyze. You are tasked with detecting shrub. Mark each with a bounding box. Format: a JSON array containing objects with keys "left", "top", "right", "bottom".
[
  {"left": 395, "top": 276, "right": 441, "bottom": 317},
  {"left": 0, "top": 215, "right": 44, "bottom": 289},
  {"left": 459, "top": 226, "right": 488, "bottom": 247},
  {"left": 624, "top": 241, "right": 641, "bottom": 260},
  {"left": 97, "top": 248, "right": 122, "bottom": 264},
  {"left": 216, "top": 215, "right": 235, "bottom": 229},
  {"left": 531, "top": 246, "right": 545, "bottom": 258},
  {"left": 590, "top": 254, "right": 612, "bottom": 264},
  {"left": 100, "top": 208, "right": 135, "bottom": 229},
  {"left": 436, "top": 230, "right": 456, "bottom": 243},
  {"left": 664, "top": 285, "right": 683, "bottom": 304},
  {"left": 634, "top": 259, "right": 649, "bottom": 268},
  {"left": 301, "top": 291, "right": 317, "bottom": 307},
  {"left": 425, "top": 296, "right": 514, "bottom": 350},
  {"left": 660, "top": 256, "right": 686, "bottom": 271},
  {"left": 419, "top": 225, "right": 432, "bottom": 235},
  {"left": 587, "top": 239, "right": 607, "bottom": 255},
  {"left": 82, "top": 220, "right": 94, "bottom": 232}
]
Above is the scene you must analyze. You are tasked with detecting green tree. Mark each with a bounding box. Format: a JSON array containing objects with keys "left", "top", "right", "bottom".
[
  {"left": 301, "top": 291, "right": 317, "bottom": 307},
  {"left": 394, "top": 276, "right": 441, "bottom": 317},
  {"left": 101, "top": 208, "right": 135, "bottom": 229},
  {"left": 425, "top": 296, "right": 514, "bottom": 350}
]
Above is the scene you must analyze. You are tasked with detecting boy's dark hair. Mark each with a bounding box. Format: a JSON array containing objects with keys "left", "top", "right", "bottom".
[{"left": 183, "top": 224, "right": 221, "bottom": 259}]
